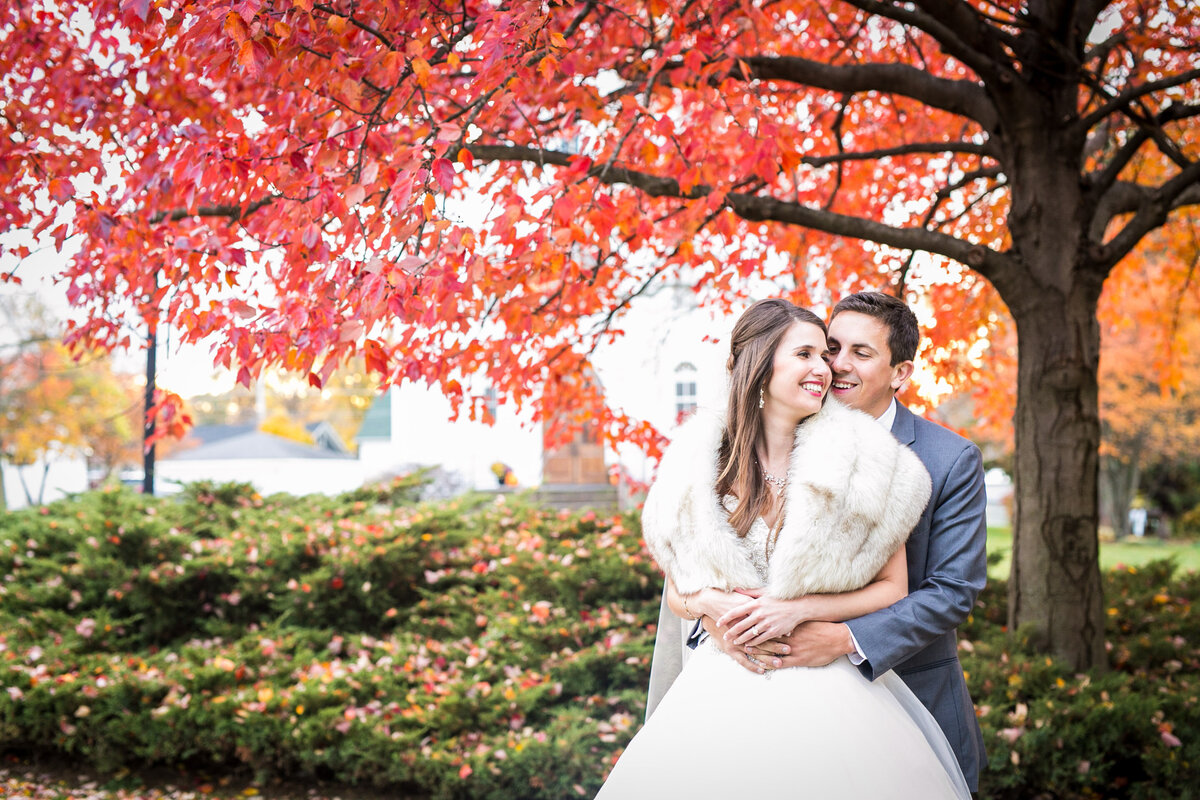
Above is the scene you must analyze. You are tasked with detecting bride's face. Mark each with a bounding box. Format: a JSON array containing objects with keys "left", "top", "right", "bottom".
[{"left": 763, "top": 321, "right": 831, "bottom": 421}]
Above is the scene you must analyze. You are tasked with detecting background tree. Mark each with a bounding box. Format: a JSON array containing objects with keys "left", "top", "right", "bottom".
[
  {"left": 0, "top": 341, "right": 141, "bottom": 505},
  {"left": 179, "top": 362, "right": 375, "bottom": 449},
  {"left": 1098, "top": 219, "right": 1200, "bottom": 538},
  {"left": 1, "top": 297, "right": 142, "bottom": 504},
  {"left": 0, "top": 297, "right": 61, "bottom": 507},
  {"left": 257, "top": 413, "right": 316, "bottom": 445},
  {"left": 72, "top": 354, "right": 144, "bottom": 482},
  {"left": 3, "top": 1, "right": 1199, "bottom": 668},
  {"left": 1140, "top": 462, "right": 1200, "bottom": 527}
]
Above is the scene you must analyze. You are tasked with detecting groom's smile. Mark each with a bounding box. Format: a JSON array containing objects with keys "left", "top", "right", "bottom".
[{"left": 827, "top": 311, "right": 909, "bottom": 419}]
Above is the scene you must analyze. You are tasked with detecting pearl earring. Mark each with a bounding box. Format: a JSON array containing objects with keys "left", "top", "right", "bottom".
[{"left": 759, "top": 386, "right": 765, "bottom": 408}]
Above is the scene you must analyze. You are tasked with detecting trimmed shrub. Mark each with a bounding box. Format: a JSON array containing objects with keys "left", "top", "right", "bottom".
[{"left": 0, "top": 484, "right": 1196, "bottom": 798}]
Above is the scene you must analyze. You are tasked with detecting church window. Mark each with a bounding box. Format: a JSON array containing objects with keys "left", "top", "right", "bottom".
[{"left": 674, "top": 362, "right": 698, "bottom": 419}]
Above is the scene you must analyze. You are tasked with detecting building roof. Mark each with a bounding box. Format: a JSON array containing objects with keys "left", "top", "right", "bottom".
[
  {"left": 184, "top": 423, "right": 259, "bottom": 446},
  {"left": 304, "top": 420, "right": 351, "bottom": 454},
  {"left": 356, "top": 391, "right": 391, "bottom": 440},
  {"left": 164, "top": 430, "right": 353, "bottom": 461}
]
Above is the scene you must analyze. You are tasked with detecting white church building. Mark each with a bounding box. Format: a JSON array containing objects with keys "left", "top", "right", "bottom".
[{"left": 98, "top": 279, "right": 733, "bottom": 507}]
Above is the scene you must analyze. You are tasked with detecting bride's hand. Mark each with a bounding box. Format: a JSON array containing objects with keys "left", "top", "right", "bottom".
[
  {"left": 700, "top": 615, "right": 788, "bottom": 674},
  {"left": 717, "top": 596, "right": 812, "bottom": 647},
  {"left": 693, "top": 587, "right": 759, "bottom": 622}
]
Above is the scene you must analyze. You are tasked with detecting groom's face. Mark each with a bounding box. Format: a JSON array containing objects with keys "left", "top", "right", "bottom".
[{"left": 827, "top": 311, "right": 912, "bottom": 419}]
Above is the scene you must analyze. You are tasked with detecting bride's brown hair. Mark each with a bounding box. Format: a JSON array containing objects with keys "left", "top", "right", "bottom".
[{"left": 717, "top": 299, "right": 827, "bottom": 536}]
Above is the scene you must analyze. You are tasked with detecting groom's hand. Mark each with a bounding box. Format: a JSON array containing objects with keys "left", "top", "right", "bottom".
[
  {"left": 700, "top": 616, "right": 789, "bottom": 674},
  {"left": 775, "top": 621, "right": 854, "bottom": 668}
]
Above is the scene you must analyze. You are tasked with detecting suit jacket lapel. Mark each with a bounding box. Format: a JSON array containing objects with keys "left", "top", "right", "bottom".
[{"left": 891, "top": 401, "right": 918, "bottom": 446}]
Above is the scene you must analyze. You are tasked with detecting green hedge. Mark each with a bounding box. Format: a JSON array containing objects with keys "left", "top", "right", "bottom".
[
  {"left": 1, "top": 481, "right": 1196, "bottom": 798},
  {"left": 964, "top": 560, "right": 1199, "bottom": 799}
]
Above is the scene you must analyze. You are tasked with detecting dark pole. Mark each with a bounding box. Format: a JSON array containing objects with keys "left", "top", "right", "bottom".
[{"left": 143, "top": 324, "right": 156, "bottom": 496}]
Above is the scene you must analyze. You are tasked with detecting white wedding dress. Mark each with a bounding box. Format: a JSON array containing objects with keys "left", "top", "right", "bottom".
[{"left": 596, "top": 517, "right": 971, "bottom": 800}]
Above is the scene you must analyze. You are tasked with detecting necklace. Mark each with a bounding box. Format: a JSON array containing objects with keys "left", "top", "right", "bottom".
[
  {"left": 755, "top": 458, "right": 787, "bottom": 561},
  {"left": 760, "top": 463, "right": 788, "bottom": 492}
]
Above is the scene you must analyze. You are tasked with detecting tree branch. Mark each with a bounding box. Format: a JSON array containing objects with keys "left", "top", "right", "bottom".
[
  {"left": 840, "top": 0, "right": 1016, "bottom": 83},
  {"left": 1077, "top": 68, "right": 1200, "bottom": 133},
  {"left": 1087, "top": 129, "right": 1151, "bottom": 212},
  {"left": 823, "top": 94, "right": 852, "bottom": 210},
  {"left": 1086, "top": 103, "right": 1200, "bottom": 206},
  {"left": 802, "top": 140, "right": 994, "bottom": 166},
  {"left": 1099, "top": 165, "right": 1200, "bottom": 268},
  {"left": 1076, "top": 0, "right": 1120, "bottom": 42},
  {"left": 562, "top": 0, "right": 597, "bottom": 38},
  {"left": 736, "top": 55, "right": 998, "bottom": 130},
  {"left": 463, "top": 143, "right": 1011, "bottom": 279},
  {"left": 1084, "top": 31, "right": 1126, "bottom": 66},
  {"left": 148, "top": 196, "right": 278, "bottom": 225},
  {"left": 312, "top": 3, "right": 396, "bottom": 50}
]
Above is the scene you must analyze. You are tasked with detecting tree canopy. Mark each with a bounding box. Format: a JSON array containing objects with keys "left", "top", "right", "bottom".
[{"left": 3, "top": 0, "right": 1199, "bottom": 668}]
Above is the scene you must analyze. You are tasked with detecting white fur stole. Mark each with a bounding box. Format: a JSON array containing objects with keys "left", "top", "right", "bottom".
[{"left": 641, "top": 400, "right": 931, "bottom": 599}]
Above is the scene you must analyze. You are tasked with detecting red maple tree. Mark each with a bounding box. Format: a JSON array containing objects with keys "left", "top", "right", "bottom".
[{"left": 3, "top": 0, "right": 1198, "bottom": 669}]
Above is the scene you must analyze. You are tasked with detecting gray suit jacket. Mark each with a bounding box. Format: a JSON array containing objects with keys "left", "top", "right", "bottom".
[
  {"left": 846, "top": 402, "right": 987, "bottom": 791},
  {"left": 644, "top": 403, "right": 988, "bottom": 791}
]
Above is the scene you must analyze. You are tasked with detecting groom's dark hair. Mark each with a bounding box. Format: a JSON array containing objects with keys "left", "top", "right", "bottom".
[{"left": 830, "top": 292, "right": 919, "bottom": 365}]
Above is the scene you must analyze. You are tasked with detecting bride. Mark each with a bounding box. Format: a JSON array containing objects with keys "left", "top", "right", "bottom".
[{"left": 595, "top": 299, "right": 970, "bottom": 799}]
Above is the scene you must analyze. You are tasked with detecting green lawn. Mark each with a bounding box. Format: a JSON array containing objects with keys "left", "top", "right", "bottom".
[{"left": 986, "top": 527, "right": 1200, "bottom": 579}]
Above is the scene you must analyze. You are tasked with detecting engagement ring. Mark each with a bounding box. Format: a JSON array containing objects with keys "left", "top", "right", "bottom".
[{"left": 751, "top": 625, "right": 761, "bottom": 636}]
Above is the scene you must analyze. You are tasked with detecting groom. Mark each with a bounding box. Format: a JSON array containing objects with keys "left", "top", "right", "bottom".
[{"left": 645, "top": 291, "right": 988, "bottom": 793}]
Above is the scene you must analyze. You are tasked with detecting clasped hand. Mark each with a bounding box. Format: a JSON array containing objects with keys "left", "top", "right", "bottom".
[{"left": 715, "top": 589, "right": 811, "bottom": 648}]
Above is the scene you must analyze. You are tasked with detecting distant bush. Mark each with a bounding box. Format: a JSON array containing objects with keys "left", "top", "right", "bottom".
[
  {"left": 334, "top": 470, "right": 431, "bottom": 506},
  {"left": 1174, "top": 503, "right": 1200, "bottom": 539}
]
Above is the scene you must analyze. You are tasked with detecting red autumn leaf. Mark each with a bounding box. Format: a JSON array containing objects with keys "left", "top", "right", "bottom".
[
  {"left": 300, "top": 223, "right": 321, "bottom": 249},
  {"left": 48, "top": 178, "right": 73, "bottom": 202},
  {"left": 432, "top": 157, "right": 455, "bottom": 193},
  {"left": 223, "top": 12, "right": 250, "bottom": 45},
  {"left": 363, "top": 338, "right": 388, "bottom": 375},
  {"left": 122, "top": 0, "right": 150, "bottom": 23}
]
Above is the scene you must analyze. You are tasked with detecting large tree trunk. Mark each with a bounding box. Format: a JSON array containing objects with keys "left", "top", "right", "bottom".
[
  {"left": 991, "top": 49, "right": 1111, "bottom": 670},
  {"left": 1007, "top": 286, "right": 1107, "bottom": 671}
]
